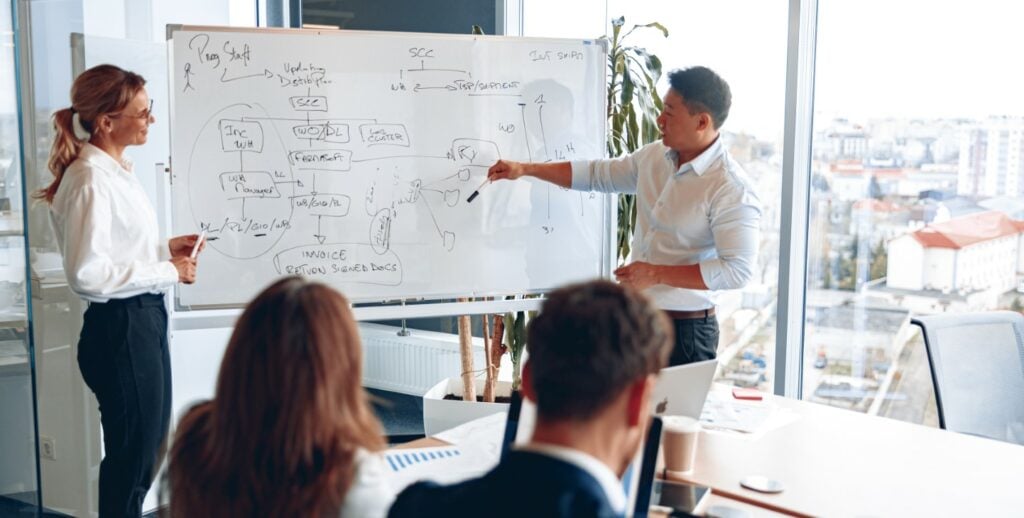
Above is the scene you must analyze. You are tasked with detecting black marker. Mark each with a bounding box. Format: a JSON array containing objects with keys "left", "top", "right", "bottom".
[{"left": 466, "top": 177, "right": 492, "bottom": 203}]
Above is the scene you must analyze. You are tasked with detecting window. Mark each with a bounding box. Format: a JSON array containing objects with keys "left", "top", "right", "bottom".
[
  {"left": 526, "top": 0, "right": 788, "bottom": 391},
  {"left": 804, "top": 0, "right": 1024, "bottom": 424}
]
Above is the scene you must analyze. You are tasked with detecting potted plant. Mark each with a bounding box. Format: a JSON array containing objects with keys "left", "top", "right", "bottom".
[
  {"left": 601, "top": 16, "right": 668, "bottom": 262},
  {"left": 422, "top": 303, "right": 529, "bottom": 435},
  {"left": 422, "top": 308, "right": 515, "bottom": 435}
]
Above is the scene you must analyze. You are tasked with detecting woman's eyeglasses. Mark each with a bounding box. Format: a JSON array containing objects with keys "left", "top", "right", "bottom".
[{"left": 110, "top": 99, "right": 154, "bottom": 120}]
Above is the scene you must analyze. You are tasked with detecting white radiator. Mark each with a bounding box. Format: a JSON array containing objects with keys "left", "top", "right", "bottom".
[{"left": 360, "top": 322, "right": 489, "bottom": 396}]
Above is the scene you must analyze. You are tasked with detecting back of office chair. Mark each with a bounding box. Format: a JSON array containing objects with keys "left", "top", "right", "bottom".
[{"left": 911, "top": 311, "right": 1024, "bottom": 446}]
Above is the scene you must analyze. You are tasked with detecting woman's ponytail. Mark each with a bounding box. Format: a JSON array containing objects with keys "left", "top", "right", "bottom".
[{"left": 35, "top": 107, "right": 85, "bottom": 204}]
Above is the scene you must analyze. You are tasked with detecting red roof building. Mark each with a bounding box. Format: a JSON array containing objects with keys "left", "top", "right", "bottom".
[
  {"left": 888, "top": 211, "right": 1024, "bottom": 293},
  {"left": 910, "top": 211, "right": 1024, "bottom": 249}
]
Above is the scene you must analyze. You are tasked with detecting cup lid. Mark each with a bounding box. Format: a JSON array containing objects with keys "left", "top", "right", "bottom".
[{"left": 661, "top": 415, "right": 701, "bottom": 432}]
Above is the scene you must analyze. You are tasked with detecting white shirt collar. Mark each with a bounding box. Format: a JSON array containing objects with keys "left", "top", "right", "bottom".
[
  {"left": 517, "top": 442, "right": 627, "bottom": 514},
  {"left": 664, "top": 135, "right": 724, "bottom": 177},
  {"left": 80, "top": 142, "right": 134, "bottom": 174}
]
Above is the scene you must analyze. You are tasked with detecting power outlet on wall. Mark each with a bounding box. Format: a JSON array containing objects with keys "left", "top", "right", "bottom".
[{"left": 40, "top": 436, "right": 56, "bottom": 461}]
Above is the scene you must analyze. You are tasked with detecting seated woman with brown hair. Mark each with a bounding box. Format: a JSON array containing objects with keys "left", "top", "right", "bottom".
[{"left": 165, "top": 276, "right": 393, "bottom": 517}]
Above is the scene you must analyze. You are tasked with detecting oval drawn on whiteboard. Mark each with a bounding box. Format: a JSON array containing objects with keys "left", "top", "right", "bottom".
[
  {"left": 370, "top": 208, "right": 393, "bottom": 255},
  {"left": 187, "top": 103, "right": 294, "bottom": 260}
]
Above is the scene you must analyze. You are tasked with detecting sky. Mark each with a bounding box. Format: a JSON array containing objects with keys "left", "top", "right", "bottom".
[{"left": 524, "top": 0, "right": 1024, "bottom": 140}]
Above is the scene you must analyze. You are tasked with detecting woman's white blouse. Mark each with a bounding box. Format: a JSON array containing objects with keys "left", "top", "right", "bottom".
[
  {"left": 340, "top": 449, "right": 395, "bottom": 518},
  {"left": 49, "top": 143, "right": 178, "bottom": 302}
]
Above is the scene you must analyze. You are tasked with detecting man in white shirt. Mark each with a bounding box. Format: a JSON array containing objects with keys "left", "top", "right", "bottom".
[
  {"left": 388, "top": 280, "right": 673, "bottom": 517},
  {"left": 488, "top": 66, "right": 761, "bottom": 365}
]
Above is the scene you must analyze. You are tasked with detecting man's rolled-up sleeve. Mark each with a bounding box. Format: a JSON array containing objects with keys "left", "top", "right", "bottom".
[
  {"left": 570, "top": 153, "right": 640, "bottom": 194},
  {"left": 698, "top": 183, "right": 761, "bottom": 290}
]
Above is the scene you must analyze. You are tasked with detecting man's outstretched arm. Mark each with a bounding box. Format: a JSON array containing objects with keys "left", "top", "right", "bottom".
[{"left": 487, "top": 160, "right": 572, "bottom": 189}]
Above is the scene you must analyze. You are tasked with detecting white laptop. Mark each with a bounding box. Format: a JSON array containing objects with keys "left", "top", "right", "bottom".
[{"left": 650, "top": 359, "right": 718, "bottom": 419}]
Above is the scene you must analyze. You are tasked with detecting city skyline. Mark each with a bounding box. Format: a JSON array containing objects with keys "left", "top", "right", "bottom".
[{"left": 528, "top": 0, "right": 1024, "bottom": 140}]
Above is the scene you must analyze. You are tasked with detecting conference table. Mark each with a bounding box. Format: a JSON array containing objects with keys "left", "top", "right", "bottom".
[
  {"left": 666, "top": 384, "right": 1024, "bottom": 517},
  {"left": 402, "top": 383, "right": 1024, "bottom": 516}
]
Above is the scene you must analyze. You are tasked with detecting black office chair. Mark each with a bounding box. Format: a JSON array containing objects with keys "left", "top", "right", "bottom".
[{"left": 911, "top": 311, "right": 1024, "bottom": 446}]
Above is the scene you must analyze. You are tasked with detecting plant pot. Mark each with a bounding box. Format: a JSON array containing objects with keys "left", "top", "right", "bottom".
[{"left": 422, "top": 378, "right": 512, "bottom": 436}]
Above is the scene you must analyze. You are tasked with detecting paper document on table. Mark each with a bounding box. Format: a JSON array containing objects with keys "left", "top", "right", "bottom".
[
  {"left": 435, "top": 411, "right": 507, "bottom": 449},
  {"left": 700, "top": 392, "right": 776, "bottom": 433},
  {"left": 383, "top": 444, "right": 497, "bottom": 491}
]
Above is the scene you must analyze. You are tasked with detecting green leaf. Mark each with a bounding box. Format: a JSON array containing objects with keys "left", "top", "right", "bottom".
[
  {"left": 606, "top": 16, "right": 622, "bottom": 42},
  {"left": 635, "top": 22, "right": 669, "bottom": 38},
  {"left": 649, "top": 54, "right": 663, "bottom": 79},
  {"left": 620, "top": 68, "right": 635, "bottom": 107},
  {"left": 641, "top": 117, "right": 658, "bottom": 145},
  {"left": 504, "top": 311, "right": 515, "bottom": 348},
  {"left": 626, "top": 109, "right": 639, "bottom": 151},
  {"left": 629, "top": 48, "right": 662, "bottom": 81}
]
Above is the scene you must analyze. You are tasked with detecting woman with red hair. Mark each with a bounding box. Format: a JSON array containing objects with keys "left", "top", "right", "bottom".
[{"left": 165, "top": 276, "right": 392, "bottom": 517}]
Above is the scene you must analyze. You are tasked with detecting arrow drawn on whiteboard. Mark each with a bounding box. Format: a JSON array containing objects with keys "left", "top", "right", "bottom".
[
  {"left": 220, "top": 68, "right": 273, "bottom": 83},
  {"left": 418, "top": 195, "right": 455, "bottom": 251},
  {"left": 538, "top": 104, "right": 550, "bottom": 161},
  {"left": 413, "top": 83, "right": 458, "bottom": 92},
  {"left": 536, "top": 102, "right": 554, "bottom": 220},
  {"left": 519, "top": 103, "right": 533, "bottom": 162},
  {"left": 456, "top": 146, "right": 477, "bottom": 162},
  {"left": 423, "top": 168, "right": 471, "bottom": 187},
  {"left": 314, "top": 215, "right": 326, "bottom": 244}
]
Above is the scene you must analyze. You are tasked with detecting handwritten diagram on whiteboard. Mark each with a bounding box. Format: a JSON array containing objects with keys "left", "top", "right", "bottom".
[{"left": 170, "top": 27, "right": 611, "bottom": 308}]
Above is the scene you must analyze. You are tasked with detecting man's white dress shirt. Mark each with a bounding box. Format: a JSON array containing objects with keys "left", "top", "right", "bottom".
[
  {"left": 571, "top": 138, "right": 761, "bottom": 311},
  {"left": 50, "top": 143, "right": 178, "bottom": 302}
]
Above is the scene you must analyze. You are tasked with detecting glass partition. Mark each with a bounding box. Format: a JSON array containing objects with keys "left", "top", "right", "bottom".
[{"left": 0, "top": 0, "right": 39, "bottom": 514}]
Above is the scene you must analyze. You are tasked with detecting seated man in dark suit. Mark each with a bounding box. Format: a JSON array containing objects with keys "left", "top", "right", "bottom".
[{"left": 388, "top": 279, "right": 673, "bottom": 517}]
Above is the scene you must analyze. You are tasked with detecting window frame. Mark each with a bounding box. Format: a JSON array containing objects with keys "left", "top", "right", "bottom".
[{"left": 775, "top": 0, "right": 819, "bottom": 397}]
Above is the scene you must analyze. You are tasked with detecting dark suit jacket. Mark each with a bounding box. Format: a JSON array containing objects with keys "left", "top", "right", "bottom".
[{"left": 387, "top": 450, "right": 621, "bottom": 518}]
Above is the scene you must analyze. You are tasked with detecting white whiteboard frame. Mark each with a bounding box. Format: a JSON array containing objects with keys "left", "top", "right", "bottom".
[
  {"left": 166, "top": 24, "right": 615, "bottom": 319},
  {"left": 170, "top": 296, "right": 547, "bottom": 330}
]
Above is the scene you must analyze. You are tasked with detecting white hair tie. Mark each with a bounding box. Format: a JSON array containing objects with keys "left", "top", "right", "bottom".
[{"left": 71, "top": 111, "right": 91, "bottom": 141}]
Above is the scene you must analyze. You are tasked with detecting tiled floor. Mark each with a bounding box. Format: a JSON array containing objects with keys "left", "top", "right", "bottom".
[{"left": 0, "top": 494, "right": 66, "bottom": 518}]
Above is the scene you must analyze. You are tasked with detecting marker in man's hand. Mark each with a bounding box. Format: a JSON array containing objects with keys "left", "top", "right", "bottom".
[
  {"left": 190, "top": 231, "right": 206, "bottom": 259},
  {"left": 466, "top": 177, "right": 492, "bottom": 203}
]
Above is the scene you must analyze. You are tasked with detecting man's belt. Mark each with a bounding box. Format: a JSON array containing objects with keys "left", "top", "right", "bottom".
[{"left": 664, "top": 308, "right": 716, "bottom": 320}]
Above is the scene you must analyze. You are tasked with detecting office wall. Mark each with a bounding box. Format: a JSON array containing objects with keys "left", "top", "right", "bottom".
[{"left": 301, "top": 0, "right": 500, "bottom": 34}]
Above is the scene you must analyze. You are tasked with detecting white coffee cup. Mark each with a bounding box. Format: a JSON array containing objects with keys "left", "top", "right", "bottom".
[{"left": 661, "top": 415, "right": 701, "bottom": 473}]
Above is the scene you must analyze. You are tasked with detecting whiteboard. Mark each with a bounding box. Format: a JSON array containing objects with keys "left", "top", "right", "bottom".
[{"left": 169, "top": 26, "right": 612, "bottom": 308}]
